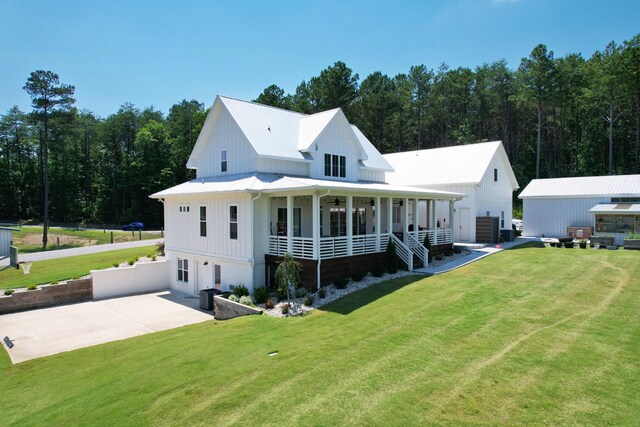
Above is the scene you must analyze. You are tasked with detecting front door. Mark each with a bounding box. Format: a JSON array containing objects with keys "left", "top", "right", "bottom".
[
  {"left": 197, "top": 261, "right": 213, "bottom": 294},
  {"left": 459, "top": 208, "right": 470, "bottom": 241}
]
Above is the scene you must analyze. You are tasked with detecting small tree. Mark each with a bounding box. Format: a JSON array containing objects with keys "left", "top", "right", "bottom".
[
  {"left": 275, "top": 252, "right": 301, "bottom": 305},
  {"left": 385, "top": 236, "right": 397, "bottom": 273},
  {"left": 423, "top": 234, "right": 433, "bottom": 263}
]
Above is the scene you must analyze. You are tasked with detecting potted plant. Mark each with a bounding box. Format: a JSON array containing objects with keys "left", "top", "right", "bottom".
[
  {"left": 579, "top": 239, "right": 587, "bottom": 249},
  {"left": 623, "top": 233, "right": 640, "bottom": 250}
]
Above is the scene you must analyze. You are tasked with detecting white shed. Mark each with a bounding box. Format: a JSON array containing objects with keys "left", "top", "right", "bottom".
[
  {"left": 0, "top": 226, "right": 19, "bottom": 258},
  {"left": 519, "top": 174, "right": 640, "bottom": 244}
]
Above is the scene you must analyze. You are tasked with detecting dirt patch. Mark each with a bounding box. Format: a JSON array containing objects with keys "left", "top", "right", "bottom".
[{"left": 16, "top": 233, "right": 97, "bottom": 248}]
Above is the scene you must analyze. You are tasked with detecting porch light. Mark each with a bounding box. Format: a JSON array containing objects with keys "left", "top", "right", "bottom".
[
  {"left": 334, "top": 198, "right": 341, "bottom": 206},
  {"left": 370, "top": 199, "right": 375, "bottom": 207}
]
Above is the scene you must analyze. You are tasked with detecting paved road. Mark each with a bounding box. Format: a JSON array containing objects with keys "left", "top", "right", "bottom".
[{"left": 1, "top": 238, "right": 163, "bottom": 266}]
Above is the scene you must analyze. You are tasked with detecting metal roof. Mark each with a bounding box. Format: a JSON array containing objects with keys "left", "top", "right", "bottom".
[
  {"left": 188, "top": 96, "right": 391, "bottom": 171},
  {"left": 589, "top": 203, "right": 640, "bottom": 214},
  {"left": 0, "top": 226, "right": 20, "bottom": 232},
  {"left": 519, "top": 175, "right": 640, "bottom": 199},
  {"left": 383, "top": 141, "right": 518, "bottom": 188},
  {"left": 150, "top": 173, "right": 463, "bottom": 200}
]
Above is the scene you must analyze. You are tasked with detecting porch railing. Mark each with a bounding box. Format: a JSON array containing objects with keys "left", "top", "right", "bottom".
[
  {"left": 268, "top": 233, "right": 392, "bottom": 260},
  {"left": 391, "top": 234, "right": 413, "bottom": 271},
  {"left": 417, "top": 229, "right": 453, "bottom": 245},
  {"left": 268, "top": 236, "right": 314, "bottom": 259},
  {"left": 407, "top": 233, "right": 428, "bottom": 268}
]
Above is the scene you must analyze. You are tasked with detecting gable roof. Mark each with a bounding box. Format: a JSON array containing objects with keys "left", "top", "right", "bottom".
[
  {"left": 519, "top": 174, "right": 640, "bottom": 199},
  {"left": 187, "top": 96, "right": 392, "bottom": 171},
  {"left": 383, "top": 141, "right": 518, "bottom": 189}
]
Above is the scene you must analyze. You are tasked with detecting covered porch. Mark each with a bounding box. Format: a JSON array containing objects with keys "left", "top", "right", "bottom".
[{"left": 265, "top": 190, "right": 461, "bottom": 274}]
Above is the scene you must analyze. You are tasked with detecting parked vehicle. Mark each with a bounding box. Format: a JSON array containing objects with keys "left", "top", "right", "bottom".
[
  {"left": 122, "top": 222, "right": 144, "bottom": 231},
  {"left": 512, "top": 219, "right": 523, "bottom": 231}
]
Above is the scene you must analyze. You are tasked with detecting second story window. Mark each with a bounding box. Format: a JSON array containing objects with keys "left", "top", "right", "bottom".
[
  {"left": 221, "top": 149, "right": 227, "bottom": 173},
  {"left": 200, "top": 206, "right": 207, "bottom": 237},
  {"left": 494, "top": 168, "right": 498, "bottom": 182},
  {"left": 324, "top": 153, "right": 346, "bottom": 178}
]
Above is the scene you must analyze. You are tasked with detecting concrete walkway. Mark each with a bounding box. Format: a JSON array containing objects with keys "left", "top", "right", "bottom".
[
  {"left": 0, "top": 239, "right": 163, "bottom": 267},
  {"left": 414, "top": 237, "right": 541, "bottom": 275},
  {"left": 0, "top": 290, "right": 211, "bottom": 364}
]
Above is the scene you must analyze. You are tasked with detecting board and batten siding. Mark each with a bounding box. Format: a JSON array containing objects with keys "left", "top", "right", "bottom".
[
  {"left": 309, "top": 118, "right": 363, "bottom": 182},
  {"left": 257, "top": 158, "right": 309, "bottom": 176},
  {"left": 523, "top": 197, "right": 609, "bottom": 238},
  {"left": 193, "top": 106, "right": 259, "bottom": 178},
  {"left": 358, "top": 169, "right": 386, "bottom": 183},
  {"left": 0, "top": 229, "right": 13, "bottom": 257}
]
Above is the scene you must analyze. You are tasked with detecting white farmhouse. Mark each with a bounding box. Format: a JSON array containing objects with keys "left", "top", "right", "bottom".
[
  {"left": 151, "top": 96, "right": 463, "bottom": 296},
  {"left": 384, "top": 141, "right": 519, "bottom": 243},
  {"left": 519, "top": 174, "right": 640, "bottom": 245}
]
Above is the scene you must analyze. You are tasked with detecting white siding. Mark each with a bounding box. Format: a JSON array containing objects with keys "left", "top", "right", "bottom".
[
  {"left": 476, "top": 153, "right": 514, "bottom": 231},
  {"left": 309, "top": 118, "right": 362, "bottom": 181},
  {"left": 194, "top": 106, "right": 259, "bottom": 178},
  {"left": 523, "top": 197, "right": 609, "bottom": 237},
  {"left": 257, "top": 158, "right": 309, "bottom": 176},
  {"left": 358, "top": 169, "right": 386, "bottom": 183}
]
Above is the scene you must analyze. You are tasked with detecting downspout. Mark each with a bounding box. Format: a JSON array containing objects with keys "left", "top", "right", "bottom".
[{"left": 316, "top": 189, "right": 331, "bottom": 289}]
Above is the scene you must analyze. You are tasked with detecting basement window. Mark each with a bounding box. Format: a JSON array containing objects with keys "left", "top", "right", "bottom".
[{"left": 177, "top": 258, "right": 189, "bottom": 283}]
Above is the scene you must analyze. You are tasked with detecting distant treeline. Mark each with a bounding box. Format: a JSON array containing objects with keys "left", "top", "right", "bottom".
[{"left": 1, "top": 34, "right": 639, "bottom": 230}]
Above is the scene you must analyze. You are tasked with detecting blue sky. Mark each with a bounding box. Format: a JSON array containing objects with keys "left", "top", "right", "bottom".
[{"left": 1, "top": 0, "right": 638, "bottom": 118}]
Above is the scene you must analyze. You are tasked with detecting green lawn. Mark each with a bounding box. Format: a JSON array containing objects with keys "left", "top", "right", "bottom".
[
  {"left": 0, "top": 246, "right": 157, "bottom": 289},
  {"left": 12, "top": 226, "right": 162, "bottom": 253},
  {"left": 1, "top": 243, "right": 639, "bottom": 425}
]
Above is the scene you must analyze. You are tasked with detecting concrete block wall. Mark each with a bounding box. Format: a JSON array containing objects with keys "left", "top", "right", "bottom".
[
  {"left": 0, "top": 278, "right": 92, "bottom": 314},
  {"left": 92, "top": 260, "right": 169, "bottom": 299}
]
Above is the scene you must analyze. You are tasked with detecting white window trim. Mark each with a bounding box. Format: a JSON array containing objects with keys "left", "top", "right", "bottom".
[
  {"left": 177, "top": 258, "right": 189, "bottom": 283},
  {"left": 229, "top": 204, "right": 238, "bottom": 240},
  {"left": 221, "top": 149, "right": 228, "bottom": 173},
  {"left": 199, "top": 205, "right": 207, "bottom": 237}
]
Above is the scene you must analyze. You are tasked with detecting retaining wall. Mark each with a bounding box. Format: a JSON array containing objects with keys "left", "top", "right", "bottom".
[
  {"left": 0, "top": 278, "right": 93, "bottom": 314},
  {"left": 213, "top": 296, "right": 263, "bottom": 320},
  {"left": 92, "top": 260, "right": 169, "bottom": 299}
]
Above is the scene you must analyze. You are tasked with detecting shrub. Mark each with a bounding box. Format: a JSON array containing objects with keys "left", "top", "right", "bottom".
[
  {"left": 239, "top": 295, "right": 255, "bottom": 307},
  {"left": 156, "top": 241, "right": 165, "bottom": 256},
  {"left": 334, "top": 277, "right": 348, "bottom": 289},
  {"left": 281, "top": 303, "right": 290, "bottom": 315},
  {"left": 276, "top": 285, "right": 288, "bottom": 301},
  {"left": 275, "top": 253, "right": 302, "bottom": 304},
  {"left": 4, "top": 289, "right": 15, "bottom": 296},
  {"left": 453, "top": 246, "right": 462, "bottom": 254},
  {"left": 386, "top": 237, "right": 397, "bottom": 273},
  {"left": 317, "top": 287, "right": 326, "bottom": 298},
  {"left": 265, "top": 298, "right": 275, "bottom": 309},
  {"left": 27, "top": 285, "right": 38, "bottom": 291},
  {"left": 112, "top": 262, "right": 119, "bottom": 268},
  {"left": 150, "top": 254, "right": 157, "bottom": 261},
  {"left": 127, "top": 257, "right": 138, "bottom": 266},
  {"left": 254, "top": 286, "right": 269, "bottom": 304},
  {"left": 351, "top": 271, "right": 366, "bottom": 282},
  {"left": 295, "top": 287, "right": 307, "bottom": 298},
  {"left": 304, "top": 295, "right": 314, "bottom": 306},
  {"left": 232, "top": 284, "right": 249, "bottom": 297},
  {"left": 423, "top": 234, "right": 433, "bottom": 263},
  {"left": 228, "top": 294, "right": 240, "bottom": 303},
  {"left": 371, "top": 266, "right": 384, "bottom": 277}
]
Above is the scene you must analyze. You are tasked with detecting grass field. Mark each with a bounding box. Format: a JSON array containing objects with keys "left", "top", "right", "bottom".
[
  {"left": 0, "top": 246, "right": 157, "bottom": 289},
  {"left": 11, "top": 226, "right": 162, "bottom": 253},
  {"left": 1, "top": 243, "right": 638, "bottom": 425}
]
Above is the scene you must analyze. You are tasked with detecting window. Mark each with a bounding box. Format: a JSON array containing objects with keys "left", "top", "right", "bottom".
[
  {"left": 486, "top": 211, "right": 490, "bottom": 217},
  {"left": 200, "top": 206, "right": 207, "bottom": 237},
  {"left": 392, "top": 206, "right": 402, "bottom": 225},
  {"left": 214, "top": 265, "right": 221, "bottom": 289},
  {"left": 179, "top": 205, "right": 190, "bottom": 213},
  {"left": 229, "top": 205, "right": 238, "bottom": 240},
  {"left": 221, "top": 149, "right": 227, "bottom": 173},
  {"left": 494, "top": 168, "right": 498, "bottom": 182},
  {"left": 501, "top": 211, "right": 505, "bottom": 228},
  {"left": 177, "top": 258, "right": 188, "bottom": 282},
  {"left": 330, "top": 207, "right": 346, "bottom": 236},
  {"left": 324, "top": 153, "right": 346, "bottom": 178},
  {"left": 353, "top": 207, "right": 366, "bottom": 235}
]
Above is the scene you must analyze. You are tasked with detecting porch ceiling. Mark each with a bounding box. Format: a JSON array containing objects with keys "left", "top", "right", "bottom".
[{"left": 150, "top": 173, "right": 464, "bottom": 200}]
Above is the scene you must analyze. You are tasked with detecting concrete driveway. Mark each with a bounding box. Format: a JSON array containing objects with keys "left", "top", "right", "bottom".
[{"left": 0, "top": 290, "right": 212, "bottom": 364}]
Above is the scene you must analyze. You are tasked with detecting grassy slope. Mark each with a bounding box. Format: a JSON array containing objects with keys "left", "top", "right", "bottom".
[
  {"left": 0, "top": 246, "right": 156, "bottom": 289},
  {"left": 13, "top": 226, "right": 161, "bottom": 253},
  {"left": 0, "top": 243, "right": 638, "bottom": 425}
]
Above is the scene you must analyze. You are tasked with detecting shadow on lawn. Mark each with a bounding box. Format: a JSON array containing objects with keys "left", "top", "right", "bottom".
[
  {"left": 507, "top": 241, "right": 546, "bottom": 250},
  {"left": 317, "top": 275, "right": 424, "bottom": 315}
]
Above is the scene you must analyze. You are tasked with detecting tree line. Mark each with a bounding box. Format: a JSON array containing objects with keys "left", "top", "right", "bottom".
[{"left": 1, "top": 34, "right": 638, "bottom": 245}]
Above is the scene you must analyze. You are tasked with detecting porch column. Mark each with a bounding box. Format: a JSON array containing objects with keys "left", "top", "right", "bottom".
[
  {"left": 403, "top": 197, "right": 409, "bottom": 243},
  {"left": 413, "top": 198, "right": 419, "bottom": 239},
  {"left": 375, "top": 196, "right": 381, "bottom": 252},
  {"left": 387, "top": 197, "right": 393, "bottom": 238},
  {"left": 286, "top": 195, "right": 293, "bottom": 253},
  {"left": 449, "top": 200, "right": 455, "bottom": 244},
  {"left": 430, "top": 200, "right": 437, "bottom": 231},
  {"left": 346, "top": 195, "right": 353, "bottom": 256},
  {"left": 312, "top": 193, "right": 319, "bottom": 259}
]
